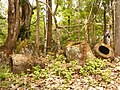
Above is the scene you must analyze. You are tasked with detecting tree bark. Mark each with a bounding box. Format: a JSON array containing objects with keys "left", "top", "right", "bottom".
[
  {"left": 35, "top": 0, "right": 40, "bottom": 55},
  {"left": 115, "top": 0, "right": 120, "bottom": 56},
  {"left": 103, "top": 4, "right": 107, "bottom": 44},
  {"left": 53, "top": 0, "right": 61, "bottom": 55},
  {"left": 44, "top": 16, "right": 47, "bottom": 55},
  {"left": 1, "top": 0, "right": 20, "bottom": 56},
  {"left": 18, "top": 0, "right": 32, "bottom": 41},
  {"left": 47, "top": 0, "right": 52, "bottom": 49}
]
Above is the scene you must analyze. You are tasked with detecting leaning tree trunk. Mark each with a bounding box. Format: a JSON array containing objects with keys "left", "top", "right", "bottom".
[{"left": 1, "top": 0, "right": 20, "bottom": 56}]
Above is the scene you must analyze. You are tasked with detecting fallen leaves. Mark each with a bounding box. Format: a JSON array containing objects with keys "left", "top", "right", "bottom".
[{"left": 0, "top": 56, "right": 120, "bottom": 90}]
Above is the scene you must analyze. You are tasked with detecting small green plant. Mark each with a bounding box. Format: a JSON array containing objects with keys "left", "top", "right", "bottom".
[
  {"left": 102, "top": 70, "right": 111, "bottom": 83},
  {"left": 80, "top": 58, "right": 108, "bottom": 76},
  {"left": 79, "top": 58, "right": 111, "bottom": 83},
  {"left": 33, "top": 65, "right": 41, "bottom": 75},
  {"left": 33, "top": 65, "right": 48, "bottom": 79},
  {"left": 55, "top": 54, "right": 66, "bottom": 61},
  {"left": 80, "top": 58, "right": 109, "bottom": 76},
  {"left": 51, "top": 58, "right": 78, "bottom": 83},
  {"left": 0, "top": 66, "right": 11, "bottom": 81},
  {"left": 0, "top": 72, "right": 8, "bottom": 80},
  {"left": 89, "top": 78, "right": 99, "bottom": 86},
  {"left": 40, "top": 69, "right": 48, "bottom": 78},
  {"left": 61, "top": 69, "right": 73, "bottom": 83}
]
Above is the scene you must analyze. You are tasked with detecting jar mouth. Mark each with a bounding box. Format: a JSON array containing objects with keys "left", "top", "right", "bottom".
[
  {"left": 94, "top": 43, "right": 113, "bottom": 59},
  {"left": 99, "top": 45, "right": 109, "bottom": 55}
]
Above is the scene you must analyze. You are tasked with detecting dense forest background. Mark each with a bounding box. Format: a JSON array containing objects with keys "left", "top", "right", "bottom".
[
  {"left": 0, "top": 0, "right": 120, "bottom": 89},
  {"left": 0, "top": 0, "right": 117, "bottom": 55}
]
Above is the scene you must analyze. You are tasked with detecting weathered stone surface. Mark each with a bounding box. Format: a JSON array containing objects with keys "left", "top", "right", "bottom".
[
  {"left": 10, "top": 54, "right": 45, "bottom": 74},
  {"left": 65, "top": 41, "right": 95, "bottom": 65}
]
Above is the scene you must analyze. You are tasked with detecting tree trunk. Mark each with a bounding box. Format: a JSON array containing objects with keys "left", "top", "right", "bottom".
[
  {"left": 1, "top": 0, "right": 20, "bottom": 56},
  {"left": 103, "top": 4, "right": 107, "bottom": 44},
  {"left": 47, "top": 0, "right": 52, "bottom": 50},
  {"left": 115, "top": 0, "right": 120, "bottom": 56},
  {"left": 111, "top": 0, "right": 115, "bottom": 48},
  {"left": 67, "top": 0, "right": 71, "bottom": 37},
  {"left": 44, "top": 16, "right": 47, "bottom": 55},
  {"left": 53, "top": 0, "right": 61, "bottom": 55},
  {"left": 18, "top": 0, "right": 32, "bottom": 41},
  {"left": 35, "top": 0, "right": 40, "bottom": 55}
]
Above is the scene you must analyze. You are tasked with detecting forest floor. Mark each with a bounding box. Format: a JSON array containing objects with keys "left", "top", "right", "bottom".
[{"left": 0, "top": 55, "right": 120, "bottom": 90}]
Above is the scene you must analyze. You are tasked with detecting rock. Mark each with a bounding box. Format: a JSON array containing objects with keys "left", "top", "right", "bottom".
[
  {"left": 65, "top": 41, "right": 95, "bottom": 65},
  {"left": 10, "top": 54, "right": 45, "bottom": 74}
]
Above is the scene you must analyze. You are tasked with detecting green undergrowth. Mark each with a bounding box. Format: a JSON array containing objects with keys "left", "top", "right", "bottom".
[
  {"left": 0, "top": 65, "right": 14, "bottom": 81},
  {"left": 80, "top": 58, "right": 111, "bottom": 84},
  {"left": 80, "top": 58, "right": 108, "bottom": 76},
  {"left": 50, "top": 55, "right": 77, "bottom": 83},
  {"left": 0, "top": 55, "right": 112, "bottom": 89}
]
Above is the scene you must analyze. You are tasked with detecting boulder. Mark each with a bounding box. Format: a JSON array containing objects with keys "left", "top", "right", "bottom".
[
  {"left": 10, "top": 54, "right": 45, "bottom": 74},
  {"left": 65, "top": 41, "right": 95, "bottom": 65}
]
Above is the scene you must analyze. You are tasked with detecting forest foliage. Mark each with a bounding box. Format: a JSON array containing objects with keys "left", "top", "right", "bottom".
[
  {"left": 0, "top": 0, "right": 120, "bottom": 89},
  {"left": 0, "top": 0, "right": 113, "bottom": 47}
]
